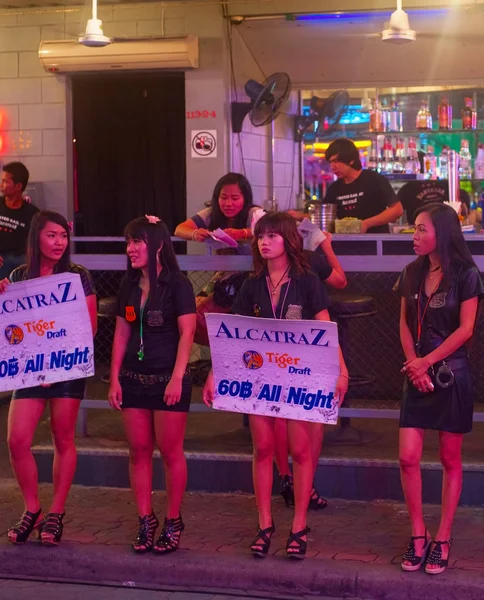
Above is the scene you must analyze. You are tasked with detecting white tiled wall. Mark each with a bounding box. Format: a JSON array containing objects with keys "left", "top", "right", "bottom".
[{"left": 230, "top": 27, "right": 300, "bottom": 211}]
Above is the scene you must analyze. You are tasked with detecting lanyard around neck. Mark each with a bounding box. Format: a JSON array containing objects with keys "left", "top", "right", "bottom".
[
  {"left": 138, "top": 294, "right": 149, "bottom": 361},
  {"left": 416, "top": 276, "right": 441, "bottom": 345},
  {"left": 266, "top": 278, "right": 291, "bottom": 320}
]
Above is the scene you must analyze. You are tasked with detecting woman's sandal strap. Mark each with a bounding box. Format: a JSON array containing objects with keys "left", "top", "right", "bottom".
[
  {"left": 309, "top": 489, "right": 328, "bottom": 510},
  {"left": 426, "top": 539, "right": 452, "bottom": 566},
  {"left": 286, "top": 527, "right": 311, "bottom": 553},
  {"left": 251, "top": 525, "right": 275, "bottom": 549}
]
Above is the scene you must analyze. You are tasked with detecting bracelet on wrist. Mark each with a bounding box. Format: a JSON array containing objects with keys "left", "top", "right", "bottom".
[{"left": 191, "top": 228, "right": 199, "bottom": 241}]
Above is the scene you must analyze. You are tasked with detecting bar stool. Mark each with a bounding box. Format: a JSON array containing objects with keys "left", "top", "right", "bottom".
[{"left": 326, "top": 293, "right": 378, "bottom": 445}]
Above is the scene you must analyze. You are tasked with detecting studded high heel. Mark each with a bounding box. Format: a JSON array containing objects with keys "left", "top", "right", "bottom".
[
  {"left": 425, "top": 538, "right": 453, "bottom": 575},
  {"left": 132, "top": 513, "right": 159, "bottom": 553},
  {"left": 40, "top": 512, "right": 65, "bottom": 546},
  {"left": 401, "top": 531, "right": 432, "bottom": 572},
  {"left": 153, "top": 515, "right": 184, "bottom": 554},
  {"left": 7, "top": 508, "right": 43, "bottom": 544}
]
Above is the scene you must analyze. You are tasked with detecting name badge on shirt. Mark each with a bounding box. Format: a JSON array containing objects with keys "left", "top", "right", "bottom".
[
  {"left": 147, "top": 310, "right": 164, "bottom": 327},
  {"left": 125, "top": 306, "right": 136, "bottom": 322}
]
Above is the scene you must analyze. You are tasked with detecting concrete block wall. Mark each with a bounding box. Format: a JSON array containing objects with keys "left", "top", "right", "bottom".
[{"left": 0, "top": 3, "right": 299, "bottom": 227}]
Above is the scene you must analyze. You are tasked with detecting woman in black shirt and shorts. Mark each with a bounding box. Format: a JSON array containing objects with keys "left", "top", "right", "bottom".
[
  {"left": 4, "top": 210, "right": 97, "bottom": 546},
  {"left": 396, "top": 203, "right": 483, "bottom": 574},
  {"left": 108, "top": 216, "right": 196, "bottom": 555},
  {"left": 203, "top": 212, "right": 348, "bottom": 559}
]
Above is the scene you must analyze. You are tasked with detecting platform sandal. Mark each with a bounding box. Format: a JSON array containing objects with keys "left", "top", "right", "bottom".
[
  {"left": 7, "top": 508, "right": 43, "bottom": 544},
  {"left": 40, "top": 512, "right": 65, "bottom": 546},
  {"left": 153, "top": 515, "right": 184, "bottom": 555},
  {"left": 425, "top": 538, "right": 453, "bottom": 575},
  {"left": 400, "top": 531, "right": 432, "bottom": 572},
  {"left": 309, "top": 487, "right": 328, "bottom": 511},
  {"left": 132, "top": 513, "right": 159, "bottom": 553},
  {"left": 280, "top": 475, "right": 295, "bottom": 508},
  {"left": 286, "top": 526, "right": 311, "bottom": 560},
  {"left": 250, "top": 522, "right": 275, "bottom": 558}
]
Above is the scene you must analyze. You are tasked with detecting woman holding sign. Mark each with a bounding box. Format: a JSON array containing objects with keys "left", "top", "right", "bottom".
[
  {"left": 175, "top": 173, "right": 261, "bottom": 347},
  {"left": 203, "top": 212, "right": 348, "bottom": 560},
  {"left": 108, "top": 216, "right": 196, "bottom": 555},
  {"left": 4, "top": 210, "right": 97, "bottom": 546},
  {"left": 396, "top": 203, "right": 483, "bottom": 575}
]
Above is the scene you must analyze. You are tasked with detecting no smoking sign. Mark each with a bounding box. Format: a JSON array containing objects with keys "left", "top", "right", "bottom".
[{"left": 191, "top": 130, "right": 217, "bottom": 158}]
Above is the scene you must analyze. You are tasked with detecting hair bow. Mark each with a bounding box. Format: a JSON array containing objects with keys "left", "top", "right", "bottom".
[{"left": 145, "top": 215, "right": 161, "bottom": 224}]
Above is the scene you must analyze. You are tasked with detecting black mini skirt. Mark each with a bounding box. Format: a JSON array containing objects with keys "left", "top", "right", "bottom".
[
  {"left": 119, "top": 369, "right": 192, "bottom": 412},
  {"left": 12, "top": 378, "right": 87, "bottom": 401}
]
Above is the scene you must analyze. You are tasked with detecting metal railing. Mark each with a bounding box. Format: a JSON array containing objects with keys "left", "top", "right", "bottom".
[{"left": 71, "top": 236, "right": 484, "bottom": 435}]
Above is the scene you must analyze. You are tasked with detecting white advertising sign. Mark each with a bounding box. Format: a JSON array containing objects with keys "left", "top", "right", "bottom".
[
  {"left": 0, "top": 273, "right": 94, "bottom": 391},
  {"left": 206, "top": 313, "right": 340, "bottom": 424}
]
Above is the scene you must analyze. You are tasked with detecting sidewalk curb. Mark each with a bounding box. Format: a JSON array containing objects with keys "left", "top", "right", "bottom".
[{"left": 1, "top": 542, "right": 484, "bottom": 600}]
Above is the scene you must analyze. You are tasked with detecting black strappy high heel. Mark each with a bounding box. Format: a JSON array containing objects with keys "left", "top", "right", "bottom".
[
  {"left": 132, "top": 513, "right": 159, "bottom": 553},
  {"left": 250, "top": 522, "right": 275, "bottom": 558},
  {"left": 280, "top": 475, "right": 295, "bottom": 508},
  {"left": 40, "top": 512, "right": 65, "bottom": 546},
  {"left": 7, "top": 508, "right": 43, "bottom": 544},
  {"left": 153, "top": 515, "right": 185, "bottom": 554},
  {"left": 401, "top": 531, "right": 432, "bottom": 571},
  {"left": 425, "top": 538, "right": 453, "bottom": 575},
  {"left": 286, "top": 527, "right": 311, "bottom": 560},
  {"left": 309, "top": 487, "right": 329, "bottom": 511}
]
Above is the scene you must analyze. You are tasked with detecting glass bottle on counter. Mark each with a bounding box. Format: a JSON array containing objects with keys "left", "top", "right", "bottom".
[
  {"left": 438, "top": 96, "right": 452, "bottom": 130},
  {"left": 405, "top": 137, "right": 421, "bottom": 175},
  {"left": 439, "top": 145, "right": 449, "bottom": 179},
  {"left": 424, "top": 145, "right": 437, "bottom": 180},
  {"left": 458, "top": 139, "right": 473, "bottom": 180},
  {"left": 462, "top": 97, "right": 477, "bottom": 130},
  {"left": 416, "top": 100, "right": 432, "bottom": 130}
]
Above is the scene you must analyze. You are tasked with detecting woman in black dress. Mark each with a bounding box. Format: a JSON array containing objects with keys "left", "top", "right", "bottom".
[
  {"left": 4, "top": 210, "right": 97, "bottom": 546},
  {"left": 396, "top": 203, "right": 483, "bottom": 575},
  {"left": 203, "top": 212, "right": 348, "bottom": 560},
  {"left": 108, "top": 216, "right": 196, "bottom": 554}
]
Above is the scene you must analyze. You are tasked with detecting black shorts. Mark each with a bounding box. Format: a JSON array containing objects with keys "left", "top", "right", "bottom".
[
  {"left": 12, "top": 378, "right": 86, "bottom": 401},
  {"left": 120, "top": 371, "right": 192, "bottom": 412}
]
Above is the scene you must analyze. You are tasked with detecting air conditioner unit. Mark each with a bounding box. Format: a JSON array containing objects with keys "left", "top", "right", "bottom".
[{"left": 39, "top": 36, "right": 199, "bottom": 73}]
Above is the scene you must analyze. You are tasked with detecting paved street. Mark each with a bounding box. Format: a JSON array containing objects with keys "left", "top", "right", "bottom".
[
  {"left": 2, "top": 482, "right": 484, "bottom": 599},
  {"left": 0, "top": 580, "right": 369, "bottom": 600}
]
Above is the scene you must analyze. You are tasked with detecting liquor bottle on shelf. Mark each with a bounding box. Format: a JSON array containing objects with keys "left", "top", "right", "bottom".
[
  {"left": 424, "top": 145, "right": 437, "bottom": 180},
  {"left": 438, "top": 97, "right": 452, "bottom": 130},
  {"left": 439, "top": 145, "right": 449, "bottom": 179},
  {"left": 393, "top": 137, "right": 405, "bottom": 173},
  {"left": 405, "top": 136, "right": 421, "bottom": 175},
  {"left": 388, "top": 101, "right": 403, "bottom": 132},
  {"left": 475, "top": 144, "right": 484, "bottom": 179},
  {"left": 367, "top": 141, "right": 379, "bottom": 171},
  {"left": 369, "top": 98, "right": 385, "bottom": 132},
  {"left": 462, "top": 98, "right": 477, "bottom": 130},
  {"left": 458, "top": 139, "right": 473, "bottom": 180},
  {"left": 382, "top": 137, "right": 394, "bottom": 174},
  {"left": 416, "top": 100, "right": 432, "bottom": 130}
]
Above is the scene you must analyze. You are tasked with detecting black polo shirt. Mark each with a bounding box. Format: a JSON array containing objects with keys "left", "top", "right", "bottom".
[
  {"left": 233, "top": 268, "right": 330, "bottom": 320},
  {"left": 116, "top": 269, "right": 196, "bottom": 373}
]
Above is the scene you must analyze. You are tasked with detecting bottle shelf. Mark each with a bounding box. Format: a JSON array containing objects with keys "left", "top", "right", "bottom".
[{"left": 365, "top": 129, "right": 484, "bottom": 136}]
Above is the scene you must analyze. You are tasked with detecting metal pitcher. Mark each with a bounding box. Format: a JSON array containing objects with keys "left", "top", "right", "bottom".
[{"left": 307, "top": 201, "right": 336, "bottom": 232}]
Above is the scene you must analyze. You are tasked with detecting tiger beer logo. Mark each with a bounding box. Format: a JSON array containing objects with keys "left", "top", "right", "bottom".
[
  {"left": 243, "top": 350, "right": 264, "bottom": 370},
  {"left": 125, "top": 306, "right": 136, "bottom": 322},
  {"left": 5, "top": 324, "right": 24, "bottom": 345}
]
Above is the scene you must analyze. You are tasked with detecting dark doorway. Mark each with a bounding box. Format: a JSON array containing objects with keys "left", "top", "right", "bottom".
[{"left": 72, "top": 72, "right": 186, "bottom": 241}]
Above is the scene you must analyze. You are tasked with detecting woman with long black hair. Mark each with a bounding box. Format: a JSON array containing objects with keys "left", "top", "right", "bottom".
[
  {"left": 4, "top": 210, "right": 97, "bottom": 546},
  {"left": 203, "top": 212, "right": 348, "bottom": 560},
  {"left": 108, "top": 216, "right": 196, "bottom": 555},
  {"left": 396, "top": 203, "right": 483, "bottom": 575},
  {"left": 175, "top": 172, "right": 260, "bottom": 346}
]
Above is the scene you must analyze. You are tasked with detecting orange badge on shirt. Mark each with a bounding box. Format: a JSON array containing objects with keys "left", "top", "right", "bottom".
[{"left": 125, "top": 306, "right": 136, "bottom": 322}]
